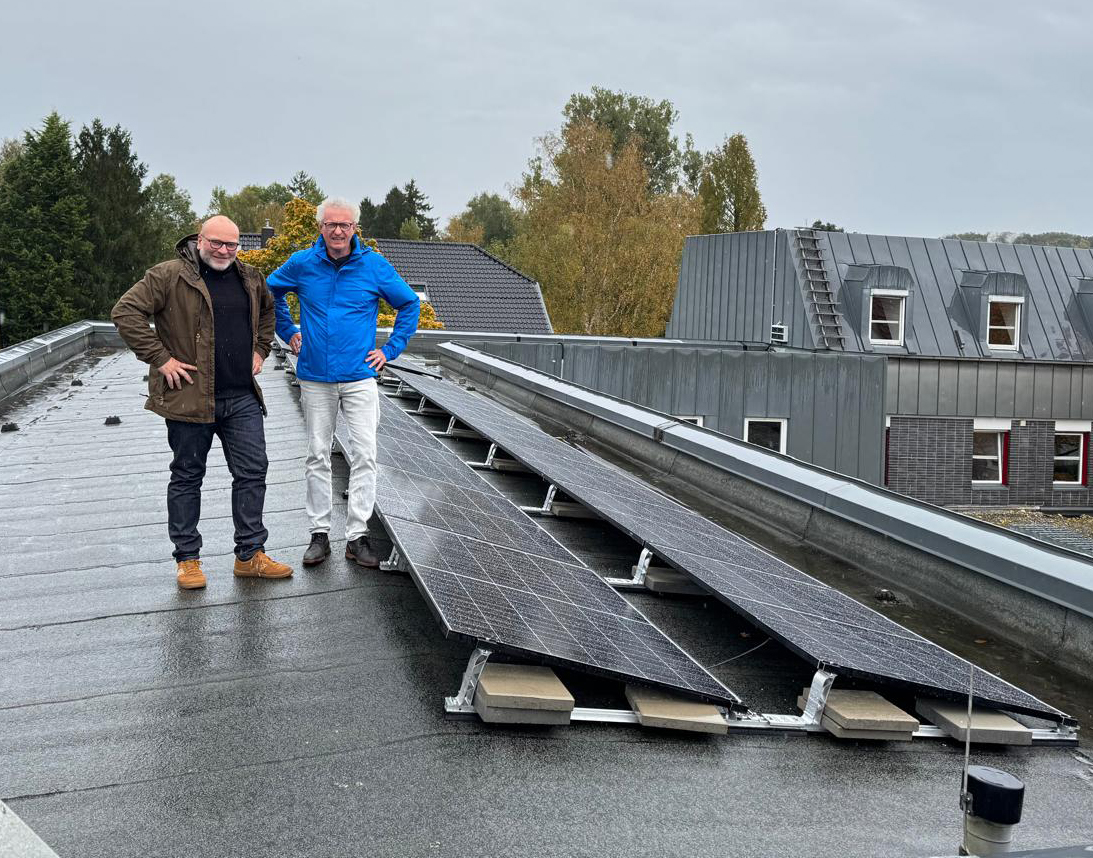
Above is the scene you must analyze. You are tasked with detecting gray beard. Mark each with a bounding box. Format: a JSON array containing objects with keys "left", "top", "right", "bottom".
[{"left": 198, "top": 248, "right": 233, "bottom": 271}]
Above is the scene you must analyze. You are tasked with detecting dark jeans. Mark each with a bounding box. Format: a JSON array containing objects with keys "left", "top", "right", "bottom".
[{"left": 166, "top": 392, "right": 268, "bottom": 562}]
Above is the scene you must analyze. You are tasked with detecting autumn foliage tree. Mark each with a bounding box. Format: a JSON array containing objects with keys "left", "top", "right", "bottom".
[
  {"left": 239, "top": 198, "right": 443, "bottom": 330},
  {"left": 506, "top": 122, "right": 699, "bottom": 337}
]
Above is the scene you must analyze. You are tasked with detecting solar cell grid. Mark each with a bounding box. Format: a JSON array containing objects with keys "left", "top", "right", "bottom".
[
  {"left": 389, "top": 521, "right": 736, "bottom": 702},
  {"left": 391, "top": 369, "right": 1066, "bottom": 721},
  {"left": 375, "top": 463, "right": 576, "bottom": 562}
]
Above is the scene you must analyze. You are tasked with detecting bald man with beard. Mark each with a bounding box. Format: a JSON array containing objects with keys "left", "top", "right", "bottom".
[{"left": 112, "top": 216, "right": 293, "bottom": 589}]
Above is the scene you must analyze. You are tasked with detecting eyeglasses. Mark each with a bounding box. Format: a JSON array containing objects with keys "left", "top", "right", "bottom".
[
  {"left": 322, "top": 222, "right": 356, "bottom": 233},
  {"left": 200, "top": 237, "right": 240, "bottom": 251}
]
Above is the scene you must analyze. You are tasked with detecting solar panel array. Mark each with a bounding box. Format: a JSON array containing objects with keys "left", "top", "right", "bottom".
[
  {"left": 340, "top": 392, "right": 741, "bottom": 706},
  {"left": 390, "top": 369, "right": 1067, "bottom": 722}
]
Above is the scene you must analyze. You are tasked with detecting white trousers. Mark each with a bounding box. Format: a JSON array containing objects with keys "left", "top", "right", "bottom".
[{"left": 299, "top": 378, "right": 380, "bottom": 540}]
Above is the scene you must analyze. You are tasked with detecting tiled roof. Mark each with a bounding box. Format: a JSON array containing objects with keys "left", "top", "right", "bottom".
[{"left": 374, "top": 239, "right": 553, "bottom": 334}]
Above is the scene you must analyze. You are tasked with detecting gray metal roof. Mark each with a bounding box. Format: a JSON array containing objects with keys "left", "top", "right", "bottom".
[
  {"left": 669, "top": 229, "right": 1093, "bottom": 361},
  {"left": 821, "top": 231, "right": 1093, "bottom": 360},
  {"left": 375, "top": 238, "right": 553, "bottom": 334}
]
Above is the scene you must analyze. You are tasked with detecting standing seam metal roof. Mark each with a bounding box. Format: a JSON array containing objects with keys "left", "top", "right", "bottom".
[
  {"left": 817, "top": 231, "right": 1093, "bottom": 361},
  {"left": 668, "top": 230, "right": 1093, "bottom": 362}
]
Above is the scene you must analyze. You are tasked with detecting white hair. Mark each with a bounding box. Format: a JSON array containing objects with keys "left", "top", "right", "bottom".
[{"left": 316, "top": 196, "right": 360, "bottom": 225}]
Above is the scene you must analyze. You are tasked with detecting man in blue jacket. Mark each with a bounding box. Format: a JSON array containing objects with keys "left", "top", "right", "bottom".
[{"left": 269, "top": 197, "right": 420, "bottom": 567}]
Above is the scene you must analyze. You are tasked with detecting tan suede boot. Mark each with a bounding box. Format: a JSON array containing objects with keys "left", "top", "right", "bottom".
[
  {"left": 233, "top": 551, "right": 293, "bottom": 579},
  {"left": 177, "top": 559, "right": 206, "bottom": 590}
]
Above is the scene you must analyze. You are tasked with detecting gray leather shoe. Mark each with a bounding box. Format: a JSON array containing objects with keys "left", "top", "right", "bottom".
[
  {"left": 345, "top": 535, "right": 380, "bottom": 568},
  {"left": 303, "top": 532, "right": 330, "bottom": 566}
]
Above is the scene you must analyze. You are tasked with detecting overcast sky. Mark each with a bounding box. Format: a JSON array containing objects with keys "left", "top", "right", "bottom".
[{"left": 4, "top": 0, "right": 1091, "bottom": 238}]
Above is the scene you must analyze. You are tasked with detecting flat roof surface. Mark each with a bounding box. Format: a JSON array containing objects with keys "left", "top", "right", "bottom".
[{"left": 1, "top": 349, "right": 1091, "bottom": 857}]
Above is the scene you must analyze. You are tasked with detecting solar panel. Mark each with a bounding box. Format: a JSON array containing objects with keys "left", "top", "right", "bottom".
[
  {"left": 333, "top": 393, "right": 742, "bottom": 707},
  {"left": 387, "top": 520, "right": 735, "bottom": 700},
  {"left": 389, "top": 369, "right": 1068, "bottom": 722}
]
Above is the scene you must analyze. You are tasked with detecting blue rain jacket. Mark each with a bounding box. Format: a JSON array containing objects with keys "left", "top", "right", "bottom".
[{"left": 269, "top": 235, "right": 420, "bottom": 382}]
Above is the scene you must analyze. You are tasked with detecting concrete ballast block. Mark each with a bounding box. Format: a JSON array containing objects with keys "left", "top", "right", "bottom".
[
  {"left": 626, "top": 685, "right": 727, "bottom": 734},
  {"left": 915, "top": 699, "right": 1032, "bottom": 745},
  {"left": 819, "top": 715, "right": 914, "bottom": 742},
  {"left": 474, "top": 663, "right": 574, "bottom": 715},
  {"left": 799, "top": 688, "right": 919, "bottom": 733},
  {"left": 642, "top": 567, "right": 707, "bottom": 596}
]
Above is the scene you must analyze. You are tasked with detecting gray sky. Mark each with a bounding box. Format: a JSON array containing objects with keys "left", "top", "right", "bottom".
[{"left": 5, "top": 0, "right": 1091, "bottom": 237}]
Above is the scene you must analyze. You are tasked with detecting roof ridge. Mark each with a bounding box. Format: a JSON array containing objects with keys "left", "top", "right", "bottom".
[
  {"left": 374, "top": 237, "right": 539, "bottom": 284},
  {"left": 466, "top": 242, "right": 537, "bottom": 285}
]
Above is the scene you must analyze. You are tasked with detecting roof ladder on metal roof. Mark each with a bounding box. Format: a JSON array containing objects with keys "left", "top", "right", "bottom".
[{"left": 793, "top": 228, "right": 846, "bottom": 350}]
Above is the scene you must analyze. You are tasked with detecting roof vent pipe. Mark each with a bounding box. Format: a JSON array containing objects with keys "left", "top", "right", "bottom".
[{"left": 960, "top": 765, "right": 1025, "bottom": 855}]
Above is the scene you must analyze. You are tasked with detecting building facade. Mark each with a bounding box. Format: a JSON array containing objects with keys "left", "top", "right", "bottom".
[{"left": 668, "top": 228, "right": 1093, "bottom": 507}]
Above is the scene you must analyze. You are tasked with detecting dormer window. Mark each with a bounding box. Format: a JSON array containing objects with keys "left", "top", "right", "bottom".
[
  {"left": 869, "top": 290, "right": 906, "bottom": 345},
  {"left": 987, "top": 297, "right": 1021, "bottom": 350}
]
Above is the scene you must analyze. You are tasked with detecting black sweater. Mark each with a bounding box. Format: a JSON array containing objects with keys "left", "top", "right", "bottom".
[{"left": 200, "top": 260, "right": 253, "bottom": 399}]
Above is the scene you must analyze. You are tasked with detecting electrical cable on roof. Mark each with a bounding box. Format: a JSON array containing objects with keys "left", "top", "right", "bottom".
[{"left": 709, "top": 638, "right": 770, "bottom": 667}]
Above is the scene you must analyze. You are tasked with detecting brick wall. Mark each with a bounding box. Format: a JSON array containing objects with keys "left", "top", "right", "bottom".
[
  {"left": 887, "top": 417, "right": 1093, "bottom": 507},
  {"left": 887, "top": 417, "right": 973, "bottom": 505}
]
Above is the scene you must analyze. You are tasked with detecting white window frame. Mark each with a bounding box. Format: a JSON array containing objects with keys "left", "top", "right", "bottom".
[
  {"left": 869, "top": 289, "right": 907, "bottom": 346},
  {"left": 409, "top": 281, "right": 429, "bottom": 302},
  {"left": 971, "top": 430, "right": 1004, "bottom": 485},
  {"left": 674, "top": 415, "right": 704, "bottom": 427},
  {"left": 744, "top": 418, "right": 787, "bottom": 454},
  {"left": 987, "top": 296, "right": 1022, "bottom": 351},
  {"left": 1053, "top": 431, "right": 1085, "bottom": 485}
]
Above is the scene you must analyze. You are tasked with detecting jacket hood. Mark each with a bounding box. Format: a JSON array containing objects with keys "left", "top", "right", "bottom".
[{"left": 176, "top": 234, "right": 200, "bottom": 265}]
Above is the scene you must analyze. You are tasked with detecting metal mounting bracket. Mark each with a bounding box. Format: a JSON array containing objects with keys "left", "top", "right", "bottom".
[
  {"left": 444, "top": 647, "right": 492, "bottom": 715},
  {"left": 467, "top": 442, "right": 498, "bottom": 470},
  {"left": 430, "top": 416, "right": 484, "bottom": 440},
  {"left": 380, "top": 546, "right": 404, "bottom": 573},
  {"left": 415, "top": 396, "right": 448, "bottom": 416},
  {"left": 519, "top": 483, "right": 558, "bottom": 516},
  {"left": 604, "top": 547, "right": 654, "bottom": 590},
  {"left": 726, "top": 668, "right": 835, "bottom": 732}
]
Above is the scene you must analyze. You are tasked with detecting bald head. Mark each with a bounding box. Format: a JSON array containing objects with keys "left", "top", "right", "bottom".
[{"left": 197, "top": 215, "right": 241, "bottom": 270}]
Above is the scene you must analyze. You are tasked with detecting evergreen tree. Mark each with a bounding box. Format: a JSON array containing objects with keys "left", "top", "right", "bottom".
[
  {"left": 398, "top": 217, "right": 422, "bottom": 240},
  {"left": 75, "top": 119, "right": 154, "bottom": 319},
  {"left": 698, "top": 134, "right": 766, "bottom": 234},
  {"left": 359, "top": 181, "right": 436, "bottom": 239},
  {"left": 0, "top": 113, "right": 91, "bottom": 344},
  {"left": 370, "top": 185, "right": 410, "bottom": 238},
  {"left": 358, "top": 197, "right": 378, "bottom": 236},
  {"left": 288, "top": 170, "right": 324, "bottom": 205},
  {"left": 145, "top": 173, "right": 198, "bottom": 261},
  {"left": 402, "top": 179, "right": 436, "bottom": 238},
  {"left": 0, "top": 139, "right": 24, "bottom": 186}
]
